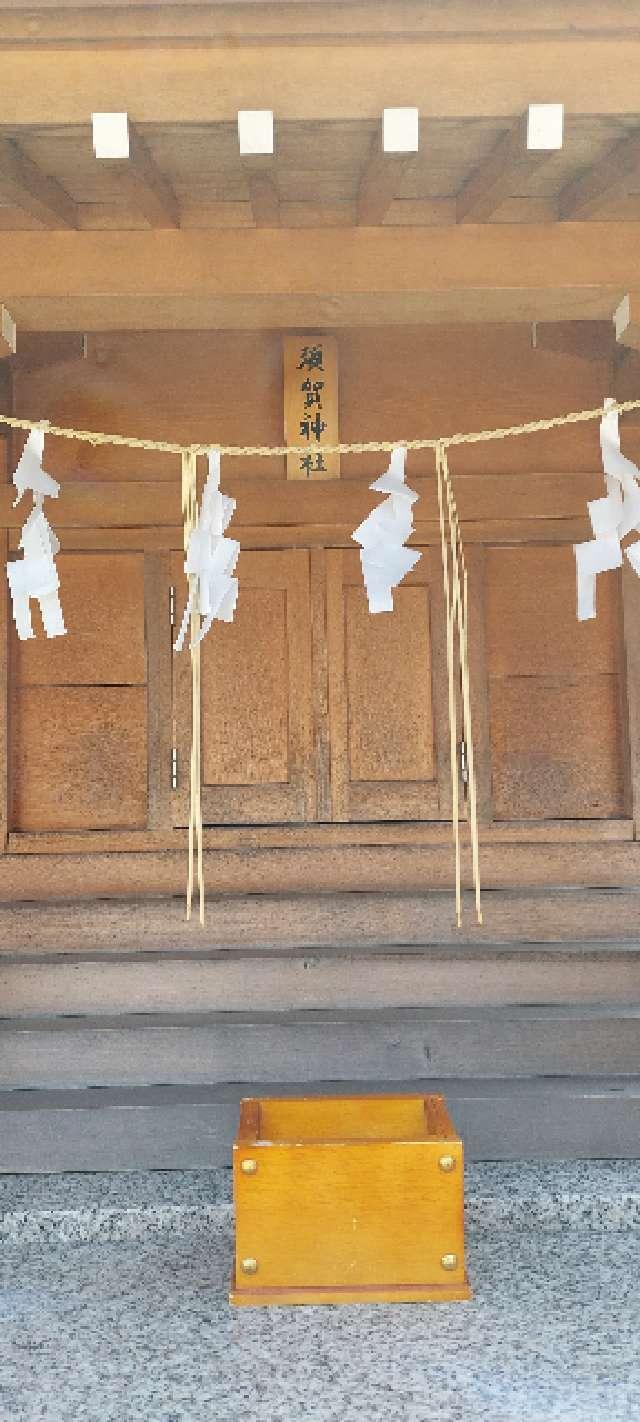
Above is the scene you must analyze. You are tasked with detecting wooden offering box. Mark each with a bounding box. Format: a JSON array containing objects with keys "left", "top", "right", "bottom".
[{"left": 230, "top": 1094, "right": 471, "bottom": 1307}]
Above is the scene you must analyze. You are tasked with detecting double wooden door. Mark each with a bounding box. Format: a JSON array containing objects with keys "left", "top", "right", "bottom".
[
  {"left": 171, "top": 545, "right": 452, "bottom": 827},
  {"left": 7, "top": 538, "right": 631, "bottom": 841}
]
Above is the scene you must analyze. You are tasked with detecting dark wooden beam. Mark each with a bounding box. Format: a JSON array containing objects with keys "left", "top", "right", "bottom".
[
  {"left": 242, "top": 157, "right": 280, "bottom": 228},
  {"left": 0, "top": 134, "right": 77, "bottom": 229},
  {"left": 357, "top": 136, "right": 414, "bottom": 226},
  {"left": 100, "top": 122, "right": 180, "bottom": 229},
  {"left": 559, "top": 129, "right": 640, "bottom": 220},
  {"left": 457, "top": 111, "right": 558, "bottom": 224},
  {"left": 0, "top": 222, "right": 637, "bottom": 331}
]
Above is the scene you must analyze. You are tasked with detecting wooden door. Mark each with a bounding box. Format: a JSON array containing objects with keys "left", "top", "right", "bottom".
[
  {"left": 172, "top": 548, "right": 315, "bottom": 825},
  {"left": 325, "top": 547, "right": 451, "bottom": 821},
  {"left": 484, "top": 545, "right": 628, "bottom": 821},
  {"left": 9, "top": 551, "right": 148, "bottom": 832}
]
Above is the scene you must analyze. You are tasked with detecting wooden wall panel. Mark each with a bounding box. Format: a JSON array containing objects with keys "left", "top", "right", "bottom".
[
  {"left": 486, "top": 546, "right": 619, "bottom": 678},
  {"left": 486, "top": 546, "right": 626, "bottom": 820},
  {"left": 12, "top": 324, "right": 611, "bottom": 488},
  {"left": 490, "top": 679, "right": 625, "bottom": 820},
  {"left": 337, "top": 324, "right": 610, "bottom": 478},
  {"left": 10, "top": 685, "right": 147, "bottom": 831},
  {"left": 12, "top": 331, "right": 285, "bottom": 482}
]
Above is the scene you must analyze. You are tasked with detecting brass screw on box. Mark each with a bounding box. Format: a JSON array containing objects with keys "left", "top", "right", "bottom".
[
  {"left": 438, "top": 1155, "right": 456, "bottom": 1172},
  {"left": 241, "top": 1158, "right": 258, "bottom": 1174},
  {"left": 441, "top": 1253, "right": 458, "bottom": 1271},
  {"left": 241, "top": 1258, "right": 258, "bottom": 1275}
]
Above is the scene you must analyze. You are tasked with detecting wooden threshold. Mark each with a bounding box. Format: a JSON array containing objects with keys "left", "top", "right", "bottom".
[
  {"left": 5, "top": 819, "right": 633, "bottom": 856},
  {"left": 1, "top": 838, "right": 640, "bottom": 903}
]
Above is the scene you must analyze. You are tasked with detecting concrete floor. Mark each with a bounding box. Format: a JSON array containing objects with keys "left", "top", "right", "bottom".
[{"left": 1, "top": 1165, "right": 639, "bottom": 1422}]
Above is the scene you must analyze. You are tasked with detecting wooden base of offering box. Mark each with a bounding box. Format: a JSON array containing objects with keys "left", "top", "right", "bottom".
[{"left": 230, "top": 1094, "right": 471, "bottom": 1307}]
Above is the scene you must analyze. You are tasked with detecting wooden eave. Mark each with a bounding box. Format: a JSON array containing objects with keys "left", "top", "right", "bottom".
[{"left": 0, "top": 2, "right": 639, "bottom": 327}]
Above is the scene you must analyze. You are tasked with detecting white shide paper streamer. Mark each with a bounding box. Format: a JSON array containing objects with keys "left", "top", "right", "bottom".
[
  {"left": 174, "top": 449, "right": 240, "bottom": 651},
  {"left": 351, "top": 445, "right": 421, "bottom": 612},
  {"left": 6, "top": 429, "right": 66, "bottom": 640},
  {"left": 574, "top": 398, "right": 640, "bottom": 620}
]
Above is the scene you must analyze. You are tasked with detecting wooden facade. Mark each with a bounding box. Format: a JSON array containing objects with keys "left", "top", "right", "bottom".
[{"left": 1, "top": 1, "right": 640, "bottom": 1167}]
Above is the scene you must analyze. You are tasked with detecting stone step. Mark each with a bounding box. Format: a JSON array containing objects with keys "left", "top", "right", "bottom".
[
  {"left": 3, "top": 887, "right": 640, "bottom": 954},
  {"left": 1, "top": 1005, "right": 639, "bottom": 1091},
  {"left": 1, "top": 1077, "right": 639, "bottom": 1171},
  {"left": 3, "top": 942, "right": 640, "bottom": 1016},
  {"left": 2, "top": 1160, "right": 639, "bottom": 1245}
]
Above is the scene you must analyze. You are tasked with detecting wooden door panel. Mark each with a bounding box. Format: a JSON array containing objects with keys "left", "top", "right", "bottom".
[
  {"left": 485, "top": 546, "right": 627, "bottom": 821},
  {"left": 202, "top": 588, "right": 289, "bottom": 787},
  {"left": 345, "top": 585, "right": 435, "bottom": 782},
  {"left": 172, "top": 549, "right": 315, "bottom": 825},
  {"left": 326, "top": 548, "right": 450, "bottom": 822},
  {"left": 10, "top": 685, "right": 147, "bottom": 831},
  {"left": 9, "top": 551, "right": 149, "bottom": 834}
]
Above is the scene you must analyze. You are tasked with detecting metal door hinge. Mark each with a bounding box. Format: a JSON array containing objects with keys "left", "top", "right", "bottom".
[
  {"left": 170, "top": 585, "right": 176, "bottom": 627},
  {"left": 171, "top": 747, "right": 178, "bottom": 790}
]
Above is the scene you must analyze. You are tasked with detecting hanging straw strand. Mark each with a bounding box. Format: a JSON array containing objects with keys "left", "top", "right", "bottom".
[
  {"left": 180, "top": 448, "right": 204, "bottom": 925},
  {"left": 440, "top": 444, "right": 483, "bottom": 926},
  {"left": 435, "top": 442, "right": 461, "bottom": 928}
]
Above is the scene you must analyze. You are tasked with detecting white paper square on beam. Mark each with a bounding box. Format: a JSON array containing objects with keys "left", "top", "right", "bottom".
[
  {"left": 238, "top": 110, "right": 274, "bottom": 156},
  {"left": 382, "top": 107, "right": 420, "bottom": 153},
  {"left": 92, "top": 112, "right": 130, "bottom": 159},
  {"left": 526, "top": 103, "right": 564, "bottom": 151}
]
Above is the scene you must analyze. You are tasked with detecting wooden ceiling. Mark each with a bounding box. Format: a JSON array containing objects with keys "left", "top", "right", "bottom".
[
  {"left": 2, "top": 115, "right": 640, "bottom": 233},
  {"left": 2, "top": 1, "right": 640, "bottom": 330}
]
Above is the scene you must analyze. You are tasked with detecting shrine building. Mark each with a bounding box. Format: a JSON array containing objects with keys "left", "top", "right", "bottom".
[{"left": 1, "top": 0, "right": 640, "bottom": 1170}]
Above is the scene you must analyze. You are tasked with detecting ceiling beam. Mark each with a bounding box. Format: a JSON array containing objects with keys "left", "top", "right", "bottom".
[
  {"left": 0, "top": 222, "right": 638, "bottom": 331},
  {"left": 2, "top": 3, "right": 640, "bottom": 46},
  {"left": 99, "top": 122, "right": 179, "bottom": 229},
  {"left": 0, "top": 134, "right": 77, "bottom": 229},
  {"left": 1, "top": 40, "right": 640, "bottom": 124},
  {"left": 530, "top": 319, "right": 614, "bottom": 364},
  {"left": 559, "top": 129, "right": 640, "bottom": 220},
  {"left": 457, "top": 109, "right": 561, "bottom": 223}
]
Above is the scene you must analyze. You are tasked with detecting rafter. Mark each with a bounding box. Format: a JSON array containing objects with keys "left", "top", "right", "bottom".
[
  {"left": 457, "top": 110, "right": 560, "bottom": 224},
  {"left": 0, "top": 134, "right": 77, "bottom": 229},
  {"left": 241, "top": 157, "right": 280, "bottom": 228},
  {"left": 559, "top": 129, "right": 640, "bottom": 220},
  {"left": 100, "top": 122, "right": 180, "bottom": 229},
  {"left": 357, "top": 139, "right": 414, "bottom": 226}
]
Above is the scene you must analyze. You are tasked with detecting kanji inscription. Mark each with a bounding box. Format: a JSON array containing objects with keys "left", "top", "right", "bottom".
[{"left": 283, "top": 334, "right": 340, "bottom": 480}]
